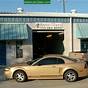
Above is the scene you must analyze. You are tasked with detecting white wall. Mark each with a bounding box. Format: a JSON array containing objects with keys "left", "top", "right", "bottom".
[
  {"left": 73, "top": 24, "right": 81, "bottom": 51},
  {"left": 23, "top": 40, "right": 33, "bottom": 61},
  {"left": 63, "top": 23, "right": 73, "bottom": 56},
  {"left": 63, "top": 22, "right": 81, "bottom": 56}
]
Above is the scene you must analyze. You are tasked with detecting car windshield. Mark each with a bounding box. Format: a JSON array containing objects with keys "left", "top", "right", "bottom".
[{"left": 61, "top": 56, "right": 78, "bottom": 62}]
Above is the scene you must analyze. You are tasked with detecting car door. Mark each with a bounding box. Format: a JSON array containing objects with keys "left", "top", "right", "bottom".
[
  {"left": 56, "top": 57, "right": 65, "bottom": 76},
  {"left": 28, "top": 57, "right": 60, "bottom": 78}
]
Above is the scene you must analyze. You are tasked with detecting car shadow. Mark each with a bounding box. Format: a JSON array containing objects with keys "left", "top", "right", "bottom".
[
  {"left": 77, "top": 76, "right": 88, "bottom": 82},
  {"left": 26, "top": 79, "right": 35, "bottom": 82},
  {"left": 26, "top": 77, "right": 88, "bottom": 82}
]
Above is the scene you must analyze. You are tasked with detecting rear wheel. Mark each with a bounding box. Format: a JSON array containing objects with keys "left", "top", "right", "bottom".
[
  {"left": 64, "top": 70, "right": 78, "bottom": 82},
  {"left": 13, "top": 70, "right": 27, "bottom": 82}
]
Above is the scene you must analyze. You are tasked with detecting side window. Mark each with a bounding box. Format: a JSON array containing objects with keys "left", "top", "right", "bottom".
[
  {"left": 16, "top": 41, "right": 23, "bottom": 58},
  {"left": 37, "top": 58, "right": 58, "bottom": 65},
  {"left": 57, "top": 58, "right": 65, "bottom": 64}
]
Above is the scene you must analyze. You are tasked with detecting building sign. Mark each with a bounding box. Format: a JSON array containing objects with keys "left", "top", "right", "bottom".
[
  {"left": 24, "top": 0, "right": 50, "bottom": 4},
  {"left": 28, "top": 23, "right": 64, "bottom": 30}
]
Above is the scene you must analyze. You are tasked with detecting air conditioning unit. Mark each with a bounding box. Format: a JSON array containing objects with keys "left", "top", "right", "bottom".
[{"left": 17, "top": 8, "right": 24, "bottom": 13}]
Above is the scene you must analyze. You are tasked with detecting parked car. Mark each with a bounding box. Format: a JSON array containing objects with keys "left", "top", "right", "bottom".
[{"left": 4, "top": 54, "right": 88, "bottom": 82}]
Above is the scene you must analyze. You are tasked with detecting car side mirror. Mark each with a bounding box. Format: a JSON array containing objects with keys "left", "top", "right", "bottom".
[{"left": 38, "top": 63, "right": 42, "bottom": 66}]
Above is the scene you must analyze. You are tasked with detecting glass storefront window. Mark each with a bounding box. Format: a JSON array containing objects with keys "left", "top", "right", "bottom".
[{"left": 81, "top": 39, "right": 88, "bottom": 52}]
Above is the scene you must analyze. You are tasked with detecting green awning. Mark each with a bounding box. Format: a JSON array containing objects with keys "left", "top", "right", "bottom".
[
  {"left": 75, "top": 23, "right": 88, "bottom": 38},
  {"left": 0, "top": 24, "right": 28, "bottom": 40}
]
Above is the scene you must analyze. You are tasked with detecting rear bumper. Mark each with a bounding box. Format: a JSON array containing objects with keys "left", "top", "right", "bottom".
[{"left": 78, "top": 68, "right": 88, "bottom": 77}]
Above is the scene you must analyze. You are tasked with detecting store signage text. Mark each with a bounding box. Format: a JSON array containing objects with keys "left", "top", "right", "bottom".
[
  {"left": 24, "top": 0, "right": 50, "bottom": 4},
  {"left": 35, "top": 23, "right": 64, "bottom": 30}
]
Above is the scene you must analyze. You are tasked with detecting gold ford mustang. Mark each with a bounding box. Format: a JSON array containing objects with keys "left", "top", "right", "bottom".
[{"left": 4, "top": 54, "right": 88, "bottom": 82}]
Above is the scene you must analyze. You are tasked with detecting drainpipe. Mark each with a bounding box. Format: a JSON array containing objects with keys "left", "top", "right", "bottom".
[{"left": 70, "top": 17, "right": 73, "bottom": 52}]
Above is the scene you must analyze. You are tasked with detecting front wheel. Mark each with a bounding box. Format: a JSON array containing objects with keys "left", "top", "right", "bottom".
[
  {"left": 13, "top": 70, "right": 27, "bottom": 82},
  {"left": 64, "top": 70, "right": 78, "bottom": 82}
]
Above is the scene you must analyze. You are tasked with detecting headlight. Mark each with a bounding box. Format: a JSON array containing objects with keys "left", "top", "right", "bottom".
[{"left": 4, "top": 68, "right": 10, "bottom": 71}]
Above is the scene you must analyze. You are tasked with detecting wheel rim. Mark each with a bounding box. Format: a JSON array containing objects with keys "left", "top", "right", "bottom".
[
  {"left": 15, "top": 72, "right": 25, "bottom": 81},
  {"left": 66, "top": 72, "right": 76, "bottom": 81}
]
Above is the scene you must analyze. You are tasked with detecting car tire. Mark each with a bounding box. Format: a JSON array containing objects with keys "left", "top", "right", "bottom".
[
  {"left": 13, "top": 70, "right": 27, "bottom": 82},
  {"left": 64, "top": 70, "right": 78, "bottom": 82}
]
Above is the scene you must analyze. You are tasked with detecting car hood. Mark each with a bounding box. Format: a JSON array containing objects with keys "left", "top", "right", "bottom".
[{"left": 10, "top": 63, "right": 29, "bottom": 67}]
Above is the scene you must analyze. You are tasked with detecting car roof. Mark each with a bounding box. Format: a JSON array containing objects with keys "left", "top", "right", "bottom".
[
  {"left": 42, "top": 54, "right": 78, "bottom": 62},
  {"left": 42, "top": 54, "right": 63, "bottom": 58}
]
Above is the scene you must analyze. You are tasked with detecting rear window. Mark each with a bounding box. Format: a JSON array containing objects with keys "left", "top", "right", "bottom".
[{"left": 61, "top": 56, "right": 77, "bottom": 62}]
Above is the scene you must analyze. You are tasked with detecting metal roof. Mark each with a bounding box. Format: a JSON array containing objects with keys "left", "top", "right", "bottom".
[
  {"left": 0, "top": 24, "right": 28, "bottom": 40},
  {"left": 0, "top": 12, "right": 88, "bottom": 18}
]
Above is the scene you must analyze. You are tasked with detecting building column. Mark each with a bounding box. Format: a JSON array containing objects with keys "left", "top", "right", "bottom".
[{"left": 63, "top": 17, "right": 73, "bottom": 56}]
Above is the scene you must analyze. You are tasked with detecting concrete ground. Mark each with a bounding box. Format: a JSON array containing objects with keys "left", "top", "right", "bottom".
[{"left": 0, "top": 78, "right": 88, "bottom": 88}]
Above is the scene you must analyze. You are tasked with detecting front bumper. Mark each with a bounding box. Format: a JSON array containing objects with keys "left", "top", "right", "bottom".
[{"left": 4, "top": 70, "right": 13, "bottom": 79}]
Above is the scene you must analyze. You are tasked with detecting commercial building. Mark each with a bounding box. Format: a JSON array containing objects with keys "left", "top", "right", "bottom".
[{"left": 0, "top": 11, "right": 88, "bottom": 65}]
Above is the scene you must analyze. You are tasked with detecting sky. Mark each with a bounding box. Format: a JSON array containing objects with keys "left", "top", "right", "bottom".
[{"left": 0, "top": 0, "right": 88, "bottom": 13}]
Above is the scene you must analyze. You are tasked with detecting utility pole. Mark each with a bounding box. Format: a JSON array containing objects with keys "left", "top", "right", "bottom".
[{"left": 62, "top": 0, "right": 66, "bottom": 13}]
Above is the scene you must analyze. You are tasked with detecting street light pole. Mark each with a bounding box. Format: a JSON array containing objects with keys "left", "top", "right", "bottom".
[{"left": 62, "top": 0, "right": 66, "bottom": 13}]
